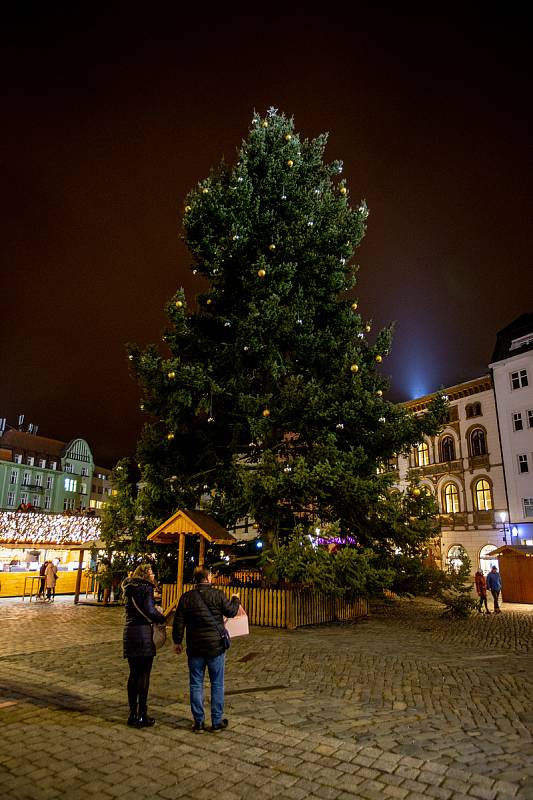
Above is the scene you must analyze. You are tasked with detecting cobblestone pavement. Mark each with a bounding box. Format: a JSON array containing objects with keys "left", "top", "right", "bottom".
[{"left": 1, "top": 595, "right": 533, "bottom": 800}]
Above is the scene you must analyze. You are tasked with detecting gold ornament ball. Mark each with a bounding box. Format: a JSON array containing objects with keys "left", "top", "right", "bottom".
[
  {"left": 184, "top": 205, "right": 192, "bottom": 213},
  {"left": 202, "top": 187, "right": 209, "bottom": 194},
  {"left": 206, "top": 298, "right": 213, "bottom": 305},
  {"left": 257, "top": 269, "right": 266, "bottom": 278},
  {"left": 175, "top": 300, "right": 183, "bottom": 308},
  {"left": 365, "top": 324, "right": 372, "bottom": 333},
  {"left": 268, "top": 243, "right": 276, "bottom": 251},
  {"left": 350, "top": 364, "right": 359, "bottom": 373},
  {"left": 340, "top": 186, "right": 347, "bottom": 195},
  {"left": 375, "top": 355, "right": 383, "bottom": 363},
  {"left": 351, "top": 302, "right": 358, "bottom": 311},
  {"left": 168, "top": 371, "right": 176, "bottom": 379},
  {"left": 167, "top": 432, "right": 175, "bottom": 441},
  {"left": 261, "top": 120, "right": 268, "bottom": 128},
  {"left": 284, "top": 133, "right": 292, "bottom": 141},
  {"left": 412, "top": 487, "right": 421, "bottom": 497},
  {"left": 262, "top": 408, "right": 270, "bottom": 417},
  {"left": 376, "top": 390, "right": 383, "bottom": 397},
  {"left": 287, "top": 159, "right": 294, "bottom": 168}
]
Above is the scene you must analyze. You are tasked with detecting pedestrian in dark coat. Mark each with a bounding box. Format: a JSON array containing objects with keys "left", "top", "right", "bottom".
[
  {"left": 172, "top": 566, "right": 240, "bottom": 733},
  {"left": 122, "top": 563, "right": 166, "bottom": 728},
  {"left": 474, "top": 570, "right": 490, "bottom": 614}
]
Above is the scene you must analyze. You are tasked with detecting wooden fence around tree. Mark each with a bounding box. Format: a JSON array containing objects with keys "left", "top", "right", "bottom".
[{"left": 162, "top": 582, "right": 369, "bottom": 629}]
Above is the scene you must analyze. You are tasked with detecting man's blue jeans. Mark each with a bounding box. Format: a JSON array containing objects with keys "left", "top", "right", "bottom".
[{"left": 187, "top": 653, "right": 225, "bottom": 725}]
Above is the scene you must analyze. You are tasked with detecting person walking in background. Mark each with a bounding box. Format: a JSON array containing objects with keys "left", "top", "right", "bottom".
[
  {"left": 122, "top": 563, "right": 166, "bottom": 728},
  {"left": 172, "top": 566, "right": 240, "bottom": 733},
  {"left": 45, "top": 560, "right": 58, "bottom": 601},
  {"left": 486, "top": 565, "right": 502, "bottom": 613},
  {"left": 38, "top": 560, "right": 48, "bottom": 599},
  {"left": 474, "top": 569, "right": 490, "bottom": 614}
]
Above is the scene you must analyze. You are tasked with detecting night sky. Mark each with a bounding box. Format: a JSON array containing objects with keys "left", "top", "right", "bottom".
[{"left": 1, "top": 10, "right": 532, "bottom": 467}]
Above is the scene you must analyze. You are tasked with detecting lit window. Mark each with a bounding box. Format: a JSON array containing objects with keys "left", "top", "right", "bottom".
[
  {"left": 511, "top": 369, "right": 528, "bottom": 390},
  {"left": 475, "top": 479, "right": 493, "bottom": 511},
  {"left": 64, "top": 478, "right": 77, "bottom": 492},
  {"left": 513, "top": 412, "right": 524, "bottom": 431},
  {"left": 518, "top": 455, "right": 529, "bottom": 474},
  {"left": 416, "top": 442, "right": 430, "bottom": 466},
  {"left": 471, "top": 430, "right": 487, "bottom": 457},
  {"left": 443, "top": 483, "right": 460, "bottom": 513},
  {"left": 524, "top": 498, "right": 533, "bottom": 518},
  {"left": 441, "top": 436, "right": 456, "bottom": 462}
]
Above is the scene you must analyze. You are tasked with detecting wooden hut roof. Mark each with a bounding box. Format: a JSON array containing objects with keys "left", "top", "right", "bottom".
[
  {"left": 486, "top": 545, "right": 533, "bottom": 558},
  {"left": 147, "top": 509, "right": 236, "bottom": 545}
]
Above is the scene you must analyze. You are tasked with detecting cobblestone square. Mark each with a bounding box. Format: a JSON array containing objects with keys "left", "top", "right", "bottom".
[{"left": 1, "top": 596, "right": 532, "bottom": 799}]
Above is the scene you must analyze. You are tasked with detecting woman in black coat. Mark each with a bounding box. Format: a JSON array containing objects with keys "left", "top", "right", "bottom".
[{"left": 122, "top": 563, "right": 166, "bottom": 728}]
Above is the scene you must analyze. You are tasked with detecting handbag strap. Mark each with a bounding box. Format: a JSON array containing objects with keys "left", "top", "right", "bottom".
[
  {"left": 194, "top": 589, "right": 226, "bottom": 642},
  {"left": 131, "top": 596, "right": 154, "bottom": 625}
]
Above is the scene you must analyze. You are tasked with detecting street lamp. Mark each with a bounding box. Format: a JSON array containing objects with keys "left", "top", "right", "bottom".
[{"left": 498, "top": 510, "right": 508, "bottom": 544}]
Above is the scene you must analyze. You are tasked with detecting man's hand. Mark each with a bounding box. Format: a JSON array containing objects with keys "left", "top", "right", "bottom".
[{"left": 173, "top": 643, "right": 183, "bottom": 655}]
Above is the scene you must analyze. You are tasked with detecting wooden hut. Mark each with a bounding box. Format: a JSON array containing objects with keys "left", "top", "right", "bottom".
[
  {"left": 486, "top": 545, "right": 533, "bottom": 603},
  {"left": 147, "top": 509, "right": 236, "bottom": 604}
]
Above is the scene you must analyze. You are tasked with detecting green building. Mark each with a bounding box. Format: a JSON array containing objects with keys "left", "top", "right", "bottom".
[{"left": 0, "top": 429, "right": 95, "bottom": 513}]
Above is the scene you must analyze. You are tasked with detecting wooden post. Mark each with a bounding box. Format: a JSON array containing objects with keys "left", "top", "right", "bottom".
[
  {"left": 199, "top": 536, "right": 205, "bottom": 567},
  {"left": 73, "top": 548, "right": 84, "bottom": 604},
  {"left": 177, "top": 533, "right": 186, "bottom": 599}
]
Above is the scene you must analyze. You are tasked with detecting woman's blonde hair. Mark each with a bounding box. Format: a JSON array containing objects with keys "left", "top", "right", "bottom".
[{"left": 131, "top": 563, "right": 156, "bottom": 584}]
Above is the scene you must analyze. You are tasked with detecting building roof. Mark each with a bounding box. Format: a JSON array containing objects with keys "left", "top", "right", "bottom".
[
  {"left": 148, "top": 509, "right": 236, "bottom": 545},
  {"left": 490, "top": 313, "right": 533, "bottom": 363},
  {"left": 486, "top": 545, "right": 533, "bottom": 558},
  {"left": 0, "top": 429, "right": 67, "bottom": 459},
  {"left": 403, "top": 375, "right": 492, "bottom": 413}
]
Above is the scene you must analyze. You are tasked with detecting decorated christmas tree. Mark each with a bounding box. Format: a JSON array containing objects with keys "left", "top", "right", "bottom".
[{"left": 128, "top": 108, "right": 446, "bottom": 557}]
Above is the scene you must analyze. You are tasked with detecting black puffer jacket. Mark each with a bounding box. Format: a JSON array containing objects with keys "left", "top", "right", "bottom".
[
  {"left": 172, "top": 583, "right": 240, "bottom": 658},
  {"left": 123, "top": 578, "right": 166, "bottom": 659}
]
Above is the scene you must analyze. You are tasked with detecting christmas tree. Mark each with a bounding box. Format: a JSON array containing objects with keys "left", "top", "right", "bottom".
[{"left": 128, "top": 108, "right": 446, "bottom": 557}]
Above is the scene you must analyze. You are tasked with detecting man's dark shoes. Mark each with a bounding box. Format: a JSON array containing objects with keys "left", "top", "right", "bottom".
[
  {"left": 210, "top": 719, "right": 228, "bottom": 732},
  {"left": 191, "top": 721, "right": 205, "bottom": 733},
  {"left": 127, "top": 713, "right": 138, "bottom": 727},
  {"left": 136, "top": 714, "right": 155, "bottom": 728}
]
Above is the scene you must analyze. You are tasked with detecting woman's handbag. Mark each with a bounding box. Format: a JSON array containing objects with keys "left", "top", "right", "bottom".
[{"left": 131, "top": 597, "right": 167, "bottom": 650}]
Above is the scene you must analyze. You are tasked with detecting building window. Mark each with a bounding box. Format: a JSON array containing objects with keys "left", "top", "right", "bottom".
[
  {"left": 14, "top": 454, "right": 22, "bottom": 464},
  {"left": 7, "top": 492, "right": 15, "bottom": 507},
  {"left": 50, "top": 461, "right": 57, "bottom": 471},
  {"left": 39, "top": 459, "right": 46, "bottom": 468},
  {"left": 44, "top": 496, "right": 51, "bottom": 510},
  {"left": 511, "top": 369, "right": 528, "bottom": 390},
  {"left": 35, "top": 474, "right": 43, "bottom": 487},
  {"left": 415, "top": 442, "right": 430, "bottom": 466},
  {"left": 443, "top": 483, "right": 460, "bottom": 513},
  {"left": 474, "top": 479, "right": 493, "bottom": 511},
  {"left": 80, "top": 482, "right": 87, "bottom": 495},
  {"left": 27, "top": 456, "right": 34, "bottom": 466},
  {"left": 46, "top": 476, "right": 53, "bottom": 490},
  {"left": 22, "top": 472, "right": 31, "bottom": 486},
  {"left": 471, "top": 429, "right": 487, "bottom": 457},
  {"left": 81, "top": 466, "right": 88, "bottom": 477},
  {"left": 32, "top": 495, "right": 41, "bottom": 507},
  {"left": 528, "top": 410, "right": 533, "bottom": 428},
  {"left": 10, "top": 470, "right": 18, "bottom": 484},
  {"left": 64, "top": 463, "right": 73, "bottom": 473},
  {"left": 523, "top": 498, "right": 533, "bottom": 518},
  {"left": 441, "top": 436, "right": 456, "bottom": 462},
  {"left": 63, "top": 498, "right": 75, "bottom": 511},
  {"left": 518, "top": 455, "right": 529, "bottom": 474},
  {"left": 466, "top": 402, "right": 482, "bottom": 418},
  {"left": 20, "top": 492, "right": 28, "bottom": 505},
  {"left": 513, "top": 412, "right": 524, "bottom": 431},
  {"left": 64, "top": 477, "right": 77, "bottom": 492}
]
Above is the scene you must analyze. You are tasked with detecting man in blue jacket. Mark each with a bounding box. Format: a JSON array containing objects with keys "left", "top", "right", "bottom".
[
  {"left": 486, "top": 565, "right": 503, "bottom": 613},
  {"left": 172, "top": 566, "right": 239, "bottom": 732}
]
